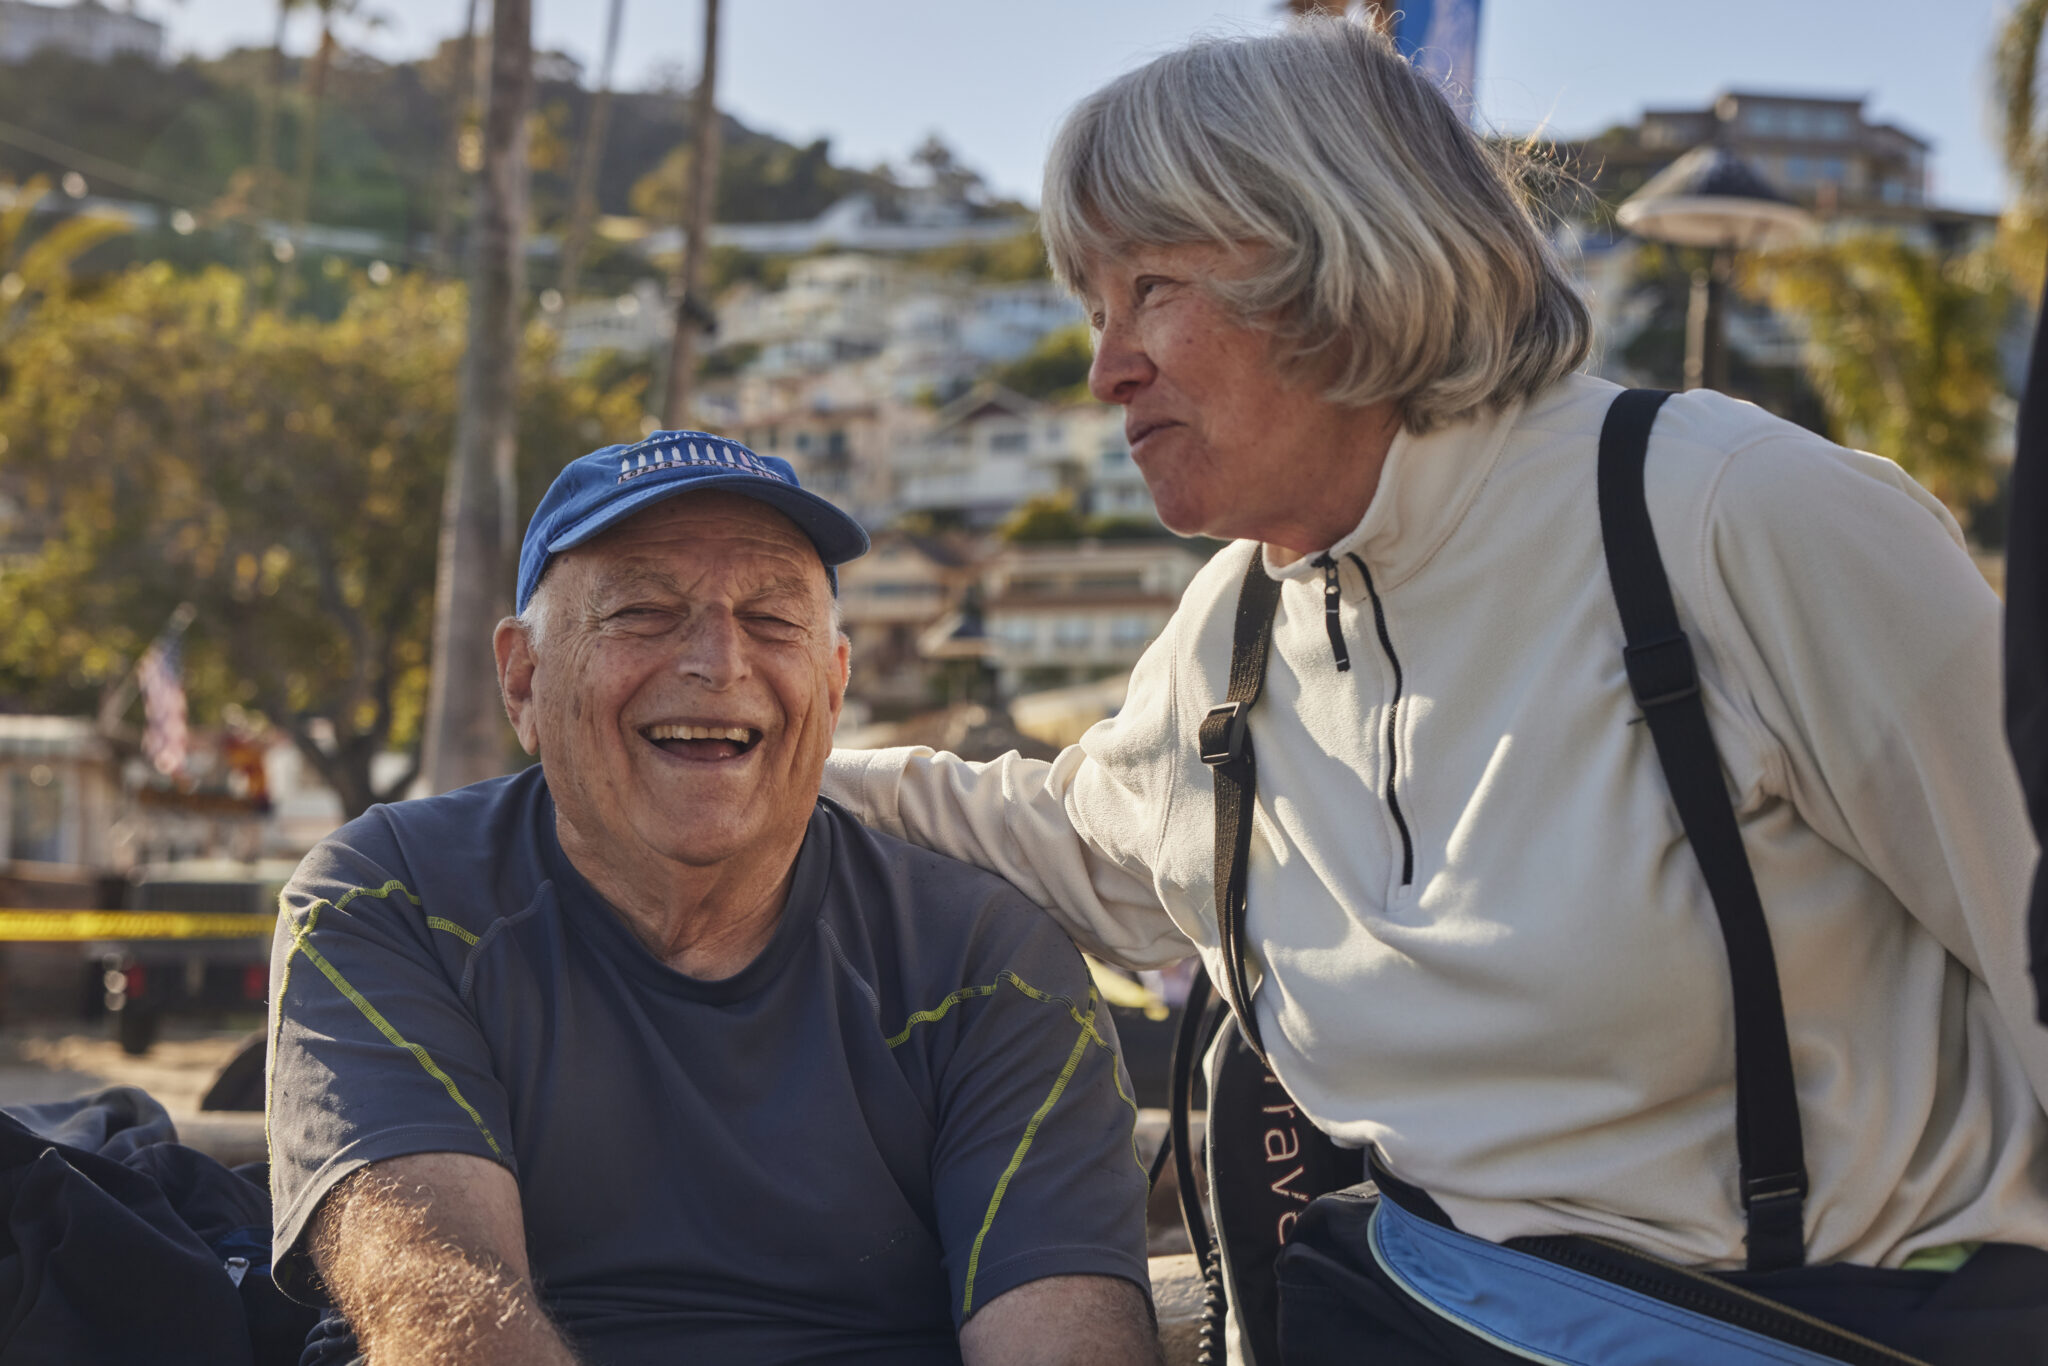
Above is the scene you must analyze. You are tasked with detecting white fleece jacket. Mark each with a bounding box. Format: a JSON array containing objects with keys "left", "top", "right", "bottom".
[{"left": 824, "top": 373, "right": 2048, "bottom": 1269}]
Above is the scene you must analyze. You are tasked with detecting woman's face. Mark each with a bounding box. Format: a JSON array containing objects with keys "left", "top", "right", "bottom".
[{"left": 1083, "top": 241, "right": 1397, "bottom": 560}]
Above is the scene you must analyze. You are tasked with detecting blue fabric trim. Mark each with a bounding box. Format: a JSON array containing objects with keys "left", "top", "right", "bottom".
[{"left": 1367, "top": 1195, "right": 1851, "bottom": 1366}]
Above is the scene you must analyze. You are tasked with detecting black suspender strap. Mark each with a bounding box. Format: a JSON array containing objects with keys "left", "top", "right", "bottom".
[
  {"left": 1199, "top": 549, "right": 1284, "bottom": 1066},
  {"left": 1597, "top": 388, "right": 1809, "bottom": 1272}
]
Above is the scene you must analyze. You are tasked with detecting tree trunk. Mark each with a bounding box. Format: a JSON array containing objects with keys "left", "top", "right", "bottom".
[
  {"left": 247, "top": 0, "right": 292, "bottom": 282},
  {"left": 432, "top": 0, "right": 482, "bottom": 275},
  {"left": 660, "top": 0, "right": 721, "bottom": 428},
  {"left": 282, "top": 15, "right": 334, "bottom": 303},
  {"left": 556, "top": 0, "right": 625, "bottom": 305},
  {"left": 421, "top": 0, "right": 531, "bottom": 795}
]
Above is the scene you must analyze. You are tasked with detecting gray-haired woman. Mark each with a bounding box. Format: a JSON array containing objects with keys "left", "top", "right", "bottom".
[{"left": 825, "top": 18, "right": 2048, "bottom": 1361}]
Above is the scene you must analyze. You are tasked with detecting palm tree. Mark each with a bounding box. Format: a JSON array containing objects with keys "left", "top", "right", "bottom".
[
  {"left": 282, "top": 0, "right": 383, "bottom": 300},
  {"left": 420, "top": 0, "right": 533, "bottom": 793},
  {"left": 0, "top": 177, "right": 129, "bottom": 341},
  {"left": 247, "top": 0, "right": 305, "bottom": 283},
  {"left": 1995, "top": 0, "right": 2048, "bottom": 295},
  {"left": 659, "top": 0, "right": 722, "bottom": 428},
  {"left": 431, "top": 0, "right": 484, "bottom": 275},
  {"left": 556, "top": 0, "right": 626, "bottom": 305},
  {"left": 1746, "top": 236, "right": 2006, "bottom": 516}
]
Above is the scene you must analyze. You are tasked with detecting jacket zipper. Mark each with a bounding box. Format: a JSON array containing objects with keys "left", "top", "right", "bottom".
[
  {"left": 1311, "top": 554, "right": 1351, "bottom": 672},
  {"left": 1349, "top": 554, "right": 1413, "bottom": 886}
]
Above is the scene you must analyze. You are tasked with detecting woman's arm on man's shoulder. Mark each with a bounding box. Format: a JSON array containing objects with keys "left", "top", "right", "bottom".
[{"left": 825, "top": 627, "right": 1197, "bottom": 969}]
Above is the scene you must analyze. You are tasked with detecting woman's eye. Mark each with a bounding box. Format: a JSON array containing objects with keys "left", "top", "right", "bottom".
[{"left": 1134, "top": 276, "right": 1170, "bottom": 302}]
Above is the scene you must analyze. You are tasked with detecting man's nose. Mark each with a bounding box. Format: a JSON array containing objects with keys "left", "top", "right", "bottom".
[
  {"left": 673, "top": 610, "right": 746, "bottom": 687},
  {"left": 1088, "top": 318, "right": 1153, "bottom": 406}
]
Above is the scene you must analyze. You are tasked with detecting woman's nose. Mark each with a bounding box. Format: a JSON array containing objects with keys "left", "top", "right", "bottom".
[{"left": 1088, "top": 320, "right": 1153, "bottom": 405}]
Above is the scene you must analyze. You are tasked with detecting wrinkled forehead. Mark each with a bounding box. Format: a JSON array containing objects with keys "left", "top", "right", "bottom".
[{"left": 558, "top": 491, "right": 830, "bottom": 599}]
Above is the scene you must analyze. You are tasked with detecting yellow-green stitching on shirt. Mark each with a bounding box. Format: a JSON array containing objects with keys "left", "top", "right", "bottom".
[
  {"left": 426, "top": 916, "right": 480, "bottom": 946},
  {"left": 887, "top": 970, "right": 1141, "bottom": 1173},
  {"left": 266, "top": 880, "right": 421, "bottom": 1162},
  {"left": 961, "top": 988, "right": 1099, "bottom": 1317},
  {"left": 265, "top": 879, "right": 503, "bottom": 1165},
  {"left": 292, "top": 934, "right": 503, "bottom": 1158},
  {"left": 886, "top": 971, "right": 1104, "bottom": 1050},
  {"left": 885, "top": 983, "right": 998, "bottom": 1047}
]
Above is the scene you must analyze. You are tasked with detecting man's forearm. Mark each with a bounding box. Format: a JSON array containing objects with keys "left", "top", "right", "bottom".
[
  {"left": 312, "top": 1158, "right": 582, "bottom": 1366},
  {"left": 960, "top": 1274, "right": 1164, "bottom": 1366}
]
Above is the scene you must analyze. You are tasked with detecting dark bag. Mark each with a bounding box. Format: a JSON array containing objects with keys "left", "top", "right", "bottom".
[{"left": 1176, "top": 389, "right": 2048, "bottom": 1364}]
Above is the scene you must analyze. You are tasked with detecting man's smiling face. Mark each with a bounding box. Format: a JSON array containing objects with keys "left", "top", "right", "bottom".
[{"left": 500, "top": 490, "right": 848, "bottom": 878}]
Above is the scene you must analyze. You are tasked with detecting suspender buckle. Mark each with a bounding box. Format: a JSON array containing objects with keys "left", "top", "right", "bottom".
[
  {"left": 1200, "top": 701, "right": 1249, "bottom": 767},
  {"left": 1741, "top": 1171, "right": 1808, "bottom": 1208},
  {"left": 1623, "top": 631, "right": 1701, "bottom": 710}
]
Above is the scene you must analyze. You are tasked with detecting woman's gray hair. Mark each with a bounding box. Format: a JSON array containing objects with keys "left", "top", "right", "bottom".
[{"left": 1041, "top": 16, "right": 1590, "bottom": 433}]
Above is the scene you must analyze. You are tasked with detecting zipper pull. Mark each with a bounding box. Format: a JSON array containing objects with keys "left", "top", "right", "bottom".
[{"left": 1312, "top": 554, "right": 1350, "bottom": 672}]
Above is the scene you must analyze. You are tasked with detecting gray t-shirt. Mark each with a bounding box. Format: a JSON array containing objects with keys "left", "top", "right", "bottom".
[{"left": 267, "top": 768, "right": 1149, "bottom": 1365}]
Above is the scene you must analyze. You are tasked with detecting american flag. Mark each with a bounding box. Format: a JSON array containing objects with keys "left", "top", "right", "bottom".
[{"left": 138, "top": 635, "right": 189, "bottom": 777}]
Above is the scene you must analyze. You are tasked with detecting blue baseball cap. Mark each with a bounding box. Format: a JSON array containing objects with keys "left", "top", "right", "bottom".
[{"left": 517, "top": 430, "right": 871, "bottom": 613}]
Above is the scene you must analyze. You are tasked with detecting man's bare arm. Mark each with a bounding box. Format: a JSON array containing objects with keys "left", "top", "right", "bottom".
[
  {"left": 309, "top": 1151, "right": 581, "bottom": 1366},
  {"left": 960, "top": 1274, "right": 1163, "bottom": 1366}
]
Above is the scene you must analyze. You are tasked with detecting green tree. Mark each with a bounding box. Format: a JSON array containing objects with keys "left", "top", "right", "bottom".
[
  {"left": 989, "top": 323, "right": 1093, "bottom": 401},
  {"left": 0, "top": 176, "right": 130, "bottom": 341},
  {"left": 1996, "top": 0, "right": 2048, "bottom": 297},
  {"left": 902, "top": 231, "right": 1050, "bottom": 283},
  {"left": 997, "top": 491, "right": 1085, "bottom": 543},
  {"left": 0, "top": 265, "right": 641, "bottom": 816},
  {"left": 1745, "top": 236, "right": 2008, "bottom": 516}
]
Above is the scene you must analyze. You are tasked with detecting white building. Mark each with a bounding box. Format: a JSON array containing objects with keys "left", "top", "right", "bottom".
[
  {"left": 980, "top": 539, "right": 1207, "bottom": 698},
  {"left": 894, "top": 387, "right": 1074, "bottom": 524},
  {"left": 553, "top": 279, "right": 672, "bottom": 370},
  {"left": 892, "top": 386, "right": 1151, "bottom": 528},
  {"left": 0, "top": 0, "right": 162, "bottom": 64}
]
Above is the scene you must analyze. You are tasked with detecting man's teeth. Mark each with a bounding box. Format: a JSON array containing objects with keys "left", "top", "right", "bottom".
[{"left": 646, "top": 724, "right": 754, "bottom": 743}]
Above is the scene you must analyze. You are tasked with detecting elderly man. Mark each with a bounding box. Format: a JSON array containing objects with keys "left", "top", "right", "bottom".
[{"left": 264, "top": 433, "right": 1159, "bottom": 1365}]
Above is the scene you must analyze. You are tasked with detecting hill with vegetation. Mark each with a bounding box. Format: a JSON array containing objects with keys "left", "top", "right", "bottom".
[{"left": 0, "top": 43, "right": 1009, "bottom": 271}]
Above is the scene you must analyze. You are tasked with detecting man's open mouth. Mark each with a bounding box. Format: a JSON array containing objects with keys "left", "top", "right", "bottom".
[{"left": 641, "top": 723, "right": 764, "bottom": 762}]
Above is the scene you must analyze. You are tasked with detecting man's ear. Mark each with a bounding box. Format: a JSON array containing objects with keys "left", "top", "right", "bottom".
[
  {"left": 494, "top": 617, "right": 542, "bottom": 756},
  {"left": 827, "top": 633, "right": 850, "bottom": 727}
]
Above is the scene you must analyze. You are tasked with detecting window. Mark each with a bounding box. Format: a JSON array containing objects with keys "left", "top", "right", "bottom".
[
  {"left": 989, "top": 430, "right": 1029, "bottom": 454},
  {"left": 1819, "top": 110, "right": 1853, "bottom": 140},
  {"left": 1820, "top": 158, "right": 1846, "bottom": 184},
  {"left": 8, "top": 766, "right": 64, "bottom": 863},
  {"left": 997, "top": 618, "right": 1041, "bottom": 649},
  {"left": 1110, "top": 615, "right": 1154, "bottom": 647},
  {"left": 1054, "top": 616, "right": 1093, "bottom": 648}
]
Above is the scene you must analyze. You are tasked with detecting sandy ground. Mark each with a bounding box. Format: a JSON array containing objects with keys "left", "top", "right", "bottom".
[{"left": 0, "top": 1022, "right": 256, "bottom": 1113}]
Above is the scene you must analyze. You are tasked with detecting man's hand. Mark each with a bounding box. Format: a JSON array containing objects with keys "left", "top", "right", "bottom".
[
  {"left": 960, "top": 1274, "right": 1163, "bottom": 1366},
  {"left": 310, "top": 1151, "right": 582, "bottom": 1366}
]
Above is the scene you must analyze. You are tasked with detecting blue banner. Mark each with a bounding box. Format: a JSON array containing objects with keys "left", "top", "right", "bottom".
[{"left": 1389, "top": 0, "right": 1482, "bottom": 117}]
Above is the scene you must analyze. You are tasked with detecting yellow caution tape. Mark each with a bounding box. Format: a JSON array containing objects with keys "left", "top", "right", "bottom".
[
  {"left": 0, "top": 912, "right": 276, "bottom": 942},
  {"left": 1085, "top": 955, "right": 1171, "bottom": 1021}
]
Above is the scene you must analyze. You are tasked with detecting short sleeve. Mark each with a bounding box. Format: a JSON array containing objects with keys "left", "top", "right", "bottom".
[
  {"left": 265, "top": 823, "right": 515, "bottom": 1302},
  {"left": 915, "top": 902, "right": 1152, "bottom": 1327}
]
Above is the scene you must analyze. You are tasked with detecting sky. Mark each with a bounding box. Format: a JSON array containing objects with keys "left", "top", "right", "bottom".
[{"left": 157, "top": 0, "right": 2015, "bottom": 214}]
